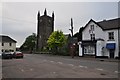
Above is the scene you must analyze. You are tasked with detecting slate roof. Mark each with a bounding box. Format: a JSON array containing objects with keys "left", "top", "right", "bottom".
[
  {"left": 97, "top": 18, "right": 120, "bottom": 30},
  {"left": 0, "top": 35, "right": 17, "bottom": 43},
  {"left": 83, "top": 18, "right": 120, "bottom": 31}
]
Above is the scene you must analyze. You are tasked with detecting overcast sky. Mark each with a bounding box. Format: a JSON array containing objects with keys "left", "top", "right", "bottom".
[{"left": 1, "top": 1, "right": 119, "bottom": 47}]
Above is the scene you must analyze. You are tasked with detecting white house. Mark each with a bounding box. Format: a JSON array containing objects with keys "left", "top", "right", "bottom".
[
  {"left": 79, "top": 18, "right": 119, "bottom": 58},
  {"left": 0, "top": 35, "right": 17, "bottom": 52}
]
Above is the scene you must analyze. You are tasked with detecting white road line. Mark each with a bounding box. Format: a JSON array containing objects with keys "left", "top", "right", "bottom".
[
  {"left": 43, "top": 60, "right": 47, "bottom": 62},
  {"left": 68, "top": 64, "right": 74, "bottom": 66},
  {"left": 78, "top": 65, "right": 88, "bottom": 68},
  {"left": 50, "top": 61, "right": 54, "bottom": 63},
  {"left": 114, "top": 71, "right": 119, "bottom": 73},
  {"left": 79, "top": 65, "right": 84, "bottom": 68},
  {"left": 53, "top": 72, "right": 56, "bottom": 74},
  {"left": 96, "top": 68, "right": 103, "bottom": 71},
  {"left": 57, "top": 62, "right": 63, "bottom": 64},
  {"left": 84, "top": 66, "right": 88, "bottom": 68},
  {"left": 30, "top": 68, "right": 33, "bottom": 71},
  {"left": 21, "top": 69, "right": 24, "bottom": 72}
]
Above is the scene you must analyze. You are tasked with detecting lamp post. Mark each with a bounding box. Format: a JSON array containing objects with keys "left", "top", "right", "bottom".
[
  {"left": 69, "top": 18, "right": 73, "bottom": 37},
  {"left": 32, "top": 40, "right": 36, "bottom": 54},
  {"left": 69, "top": 18, "right": 76, "bottom": 58}
]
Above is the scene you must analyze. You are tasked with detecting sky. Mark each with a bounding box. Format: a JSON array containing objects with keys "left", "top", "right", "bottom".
[{"left": 0, "top": 1, "right": 119, "bottom": 47}]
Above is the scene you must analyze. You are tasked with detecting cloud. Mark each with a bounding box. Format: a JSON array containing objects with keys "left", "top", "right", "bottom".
[{"left": 2, "top": 2, "right": 118, "bottom": 47}]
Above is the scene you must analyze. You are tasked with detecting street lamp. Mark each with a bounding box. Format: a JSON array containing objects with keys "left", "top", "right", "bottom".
[
  {"left": 69, "top": 18, "right": 73, "bottom": 37},
  {"left": 32, "top": 40, "right": 36, "bottom": 54}
]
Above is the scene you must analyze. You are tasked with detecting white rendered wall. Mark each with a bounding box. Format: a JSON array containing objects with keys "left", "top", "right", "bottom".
[
  {"left": 78, "top": 42, "right": 83, "bottom": 56},
  {"left": 104, "top": 30, "right": 118, "bottom": 58},
  {"left": 83, "top": 21, "right": 105, "bottom": 40},
  {"left": 0, "top": 42, "right": 16, "bottom": 52},
  {"left": 81, "top": 20, "right": 119, "bottom": 58}
]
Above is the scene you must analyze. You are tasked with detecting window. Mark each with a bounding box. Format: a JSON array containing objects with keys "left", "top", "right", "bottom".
[
  {"left": 90, "top": 25, "right": 94, "bottom": 31},
  {"left": 1, "top": 49, "right": 4, "bottom": 52},
  {"left": 9, "top": 43, "right": 12, "bottom": 46},
  {"left": 2, "top": 43, "right": 4, "bottom": 46},
  {"left": 108, "top": 32, "right": 114, "bottom": 40},
  {"left": 90, "top": 34, "right": 95, "bottom": 40},
  {"left": 84, "top": 46, "right": 95, "bottom": 54}
]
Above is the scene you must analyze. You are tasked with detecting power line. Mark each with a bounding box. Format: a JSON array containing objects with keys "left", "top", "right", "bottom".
[{"left": 0, "top": 16, "right": 37, "bottom": 24}]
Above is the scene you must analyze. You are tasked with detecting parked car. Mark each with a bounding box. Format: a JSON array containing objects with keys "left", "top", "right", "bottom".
[
  {"left": 2, "top": 51, "right": 13, "bottom": 59},
  {"left": 13, "top": 51, "right": 24, "bottom": 58}
]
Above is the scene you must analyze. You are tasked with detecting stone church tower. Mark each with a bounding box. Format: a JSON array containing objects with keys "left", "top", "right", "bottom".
[{"left": 36, "top": 9, "right": 54, "bottom": 51}]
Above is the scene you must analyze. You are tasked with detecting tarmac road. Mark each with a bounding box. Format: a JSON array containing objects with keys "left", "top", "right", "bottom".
[{"left": 2, "top": 54, "right": 119, "bottom": 78}]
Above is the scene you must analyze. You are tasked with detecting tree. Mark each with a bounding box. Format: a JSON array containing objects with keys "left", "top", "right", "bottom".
[
  {"left": 20, "top": 33, "right": 37, "bottom": 52},
  {"left": 47, "top": 30, "right": 66, "bottom": 54}
]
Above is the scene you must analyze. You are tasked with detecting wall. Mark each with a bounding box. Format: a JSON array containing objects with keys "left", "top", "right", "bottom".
[
  {"left": 0, "top": 42, "right": 16, "bottom": 52},
  {"left": 82, "top": 21, "right": 104, "bottom": 40},
  {"left": 104, "top": 29, "right": 118, "bottom": 58},
  {"left": 81, "top": 20, "right": 119, "bottom": 58}
]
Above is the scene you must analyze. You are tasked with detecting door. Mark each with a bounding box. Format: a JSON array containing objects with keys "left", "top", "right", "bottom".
[{"left": 109, "top": 49, "right": 115, "bottom": 58}]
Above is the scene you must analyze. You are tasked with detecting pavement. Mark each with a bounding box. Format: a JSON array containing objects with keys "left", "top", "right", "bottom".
[{"left": 35, "top": 53, "right": 119, "bottom": 63}]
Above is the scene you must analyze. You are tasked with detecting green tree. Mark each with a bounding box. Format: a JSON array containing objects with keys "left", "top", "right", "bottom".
[
  {"left": 20, "top": 33, "right": 37, "bottom": 52},
  {"left": 47, "top": 30, "right": 66, "bottom": 54}
]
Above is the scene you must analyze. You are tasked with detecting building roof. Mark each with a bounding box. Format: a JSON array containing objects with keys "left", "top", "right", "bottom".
[
  {"left": 97, "top": 18, "right": 120, "bottom": 30},
  {"left": 83, "top": 18, "right": 120, "bottom": 31},
  {"left": 0, "top": 35, "right": 17, "bottom": 43}
]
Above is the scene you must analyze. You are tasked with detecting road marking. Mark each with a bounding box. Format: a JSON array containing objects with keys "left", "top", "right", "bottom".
[
  {"left": 78, "top": 65, "right": 88, "bottom": 68},
  {"left": 21, "top": 69, "right": 24, "bottom": 72},
  {"left": 84, "top": 66, "right": 88, "bottom": 68},
  {"left": 57, "top": 62, "right": 63, "bottom": 64},
  {"left": 68, "top": 64, "right": 74, "bottom": 66},
  {"left": 53, "top": 72, "right": 56, "bottom": 74},
  {"left": 79, "top": 65, "right": 84, "bottom": 68},
  {"left": 96, "top": 68, "right": 103, "bottom": 71},
  {"left": 114, "top": 71, "right": 119, "bottom": 73},
  {"left": 30, "top": 68, "right": 33, "bottom": 71},
  {"left": 43, "top": 60, "right": 47, "bottom": 62},
  {"left": 50, "top": 61, "right": 54, "bottom": 63}
]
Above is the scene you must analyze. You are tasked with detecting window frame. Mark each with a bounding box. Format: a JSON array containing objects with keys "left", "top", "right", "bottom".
[
  {"left": 108, "top": 32, "right": 114, "bottom": 40},
  {"left": 9, "top": 43, "right": 12, "bottom": 46},
  {"left": 90, "top": 25, "right": 94, "bottom": 31},
  {"left": 90, "top": 34, "right": 95, "bottom": 40},
  {"left": 2, "top": 43, "right": 4, "bottom": 46}
]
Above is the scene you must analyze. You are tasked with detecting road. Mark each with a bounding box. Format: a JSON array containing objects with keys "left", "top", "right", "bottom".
[{"left": 2, "top": 54, "right": 119, "bottom": 78}]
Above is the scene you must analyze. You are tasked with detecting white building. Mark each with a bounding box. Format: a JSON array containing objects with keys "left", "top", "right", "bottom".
[
  {"left": 79, "top": 18, "right": 119, "bottom": 58},
  {"left": 0, "top": 35, "right": 17, "bottom": 52}
]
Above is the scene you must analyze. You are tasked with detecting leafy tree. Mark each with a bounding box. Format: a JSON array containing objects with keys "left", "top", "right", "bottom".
[
  {"left": 47, "top": 30, "right": 66, "bottom": 54},
  {"left": 20, "top": 33, "right": 37, "bottom": 52}
]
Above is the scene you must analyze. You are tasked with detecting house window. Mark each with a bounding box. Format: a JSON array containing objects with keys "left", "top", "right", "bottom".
[
  {"left": 90, "top": 25, "right": 94, "bottom": 31},
  {"left": 9, "top": 43, "right": 12, "bottom": 46},
  {"left": 1, "top": 49, "right": 4, "bottom": 52},
  {"left": 2, "top": 43, "right": 4, "bottom": 46},
  {"left": 90, "top": 34, "right": 95, "bottom": 40},
  {"left": 108, "top": 32, "right": 114, "bottom": 40}
]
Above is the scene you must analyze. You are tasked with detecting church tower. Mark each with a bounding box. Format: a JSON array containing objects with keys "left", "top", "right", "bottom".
[{"left": 36, "top": 9, "right": 54, "bottom": 51}]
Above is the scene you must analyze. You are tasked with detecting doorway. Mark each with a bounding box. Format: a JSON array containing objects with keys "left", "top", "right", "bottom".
[{"left": 109, "top": 49, "right": 115, "bottom": 58}]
